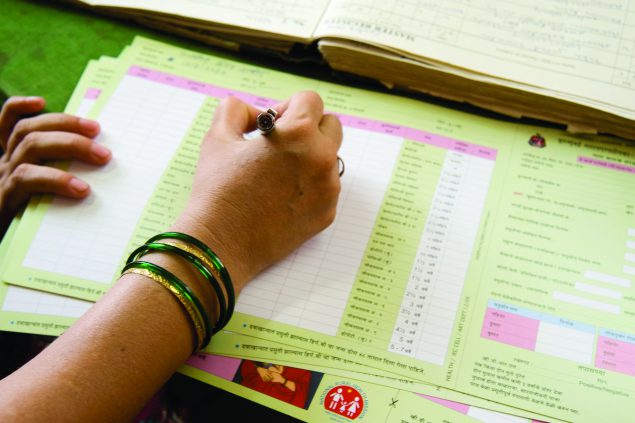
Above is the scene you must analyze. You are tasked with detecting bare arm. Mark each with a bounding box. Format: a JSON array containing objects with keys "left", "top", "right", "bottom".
[{"left": 0, "top": 91, "right": 342, "bottom": 422}]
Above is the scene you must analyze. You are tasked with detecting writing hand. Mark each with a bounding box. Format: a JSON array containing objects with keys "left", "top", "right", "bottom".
[{"left": 171, "top": 91, "right": 343, "bottom": 293}]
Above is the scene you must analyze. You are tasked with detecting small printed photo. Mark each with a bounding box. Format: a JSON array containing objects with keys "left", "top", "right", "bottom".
[
  {"left": 233, "top": 360, "right": 323, "bottom": 409},
  {"left": 528, "top": 133, "right": 546, "bottom": 148}
]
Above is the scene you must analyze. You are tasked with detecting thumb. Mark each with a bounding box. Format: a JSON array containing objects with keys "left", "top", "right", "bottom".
[{"left": 208, "top": 96, "right": 260, "bottom": 141}]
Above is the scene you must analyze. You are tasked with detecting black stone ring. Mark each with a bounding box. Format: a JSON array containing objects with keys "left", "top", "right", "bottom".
[
  {"left": 256, "top": 108, "right": 278, "bottom": 134},
  {"left": 338, "top": 156, "right": 345, "bottom": 178}
]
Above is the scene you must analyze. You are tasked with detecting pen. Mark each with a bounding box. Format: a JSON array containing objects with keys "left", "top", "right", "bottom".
[
  {"left": 255, "top": 107, "right": 345, "bottom": 178},
  {"left": 256, "top": 108, "right": 278, "bottom": 134}
]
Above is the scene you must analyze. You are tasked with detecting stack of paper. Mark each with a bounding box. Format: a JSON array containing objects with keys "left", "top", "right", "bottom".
[{"left": 1, "top": 36, "right": 635, "bottom": 422}]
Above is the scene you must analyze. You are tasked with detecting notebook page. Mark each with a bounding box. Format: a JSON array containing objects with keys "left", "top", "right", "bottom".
[
  {"left": 315, "top": 0, "right": 635, "bottom": 115},
  {"left": 80, "top": 0, "right": 330, "bottom": 40}
]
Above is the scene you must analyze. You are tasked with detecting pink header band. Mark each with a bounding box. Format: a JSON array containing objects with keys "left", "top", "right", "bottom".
[
  {"left": 127, "top": 66, "right": 497, "bottom": 160},
  {"left": 85, "top": 88, "right": 102, "bottom": 100},
  {"left": 595, "top": 335, "right": 635, "bottom": 377}
]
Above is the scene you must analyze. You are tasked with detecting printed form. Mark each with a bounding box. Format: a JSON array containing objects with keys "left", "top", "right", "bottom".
[
  {"left": 2, "top": 37, "right": 635, "bottom": 422},
  {"left": 0, "top": 57, "right": 546, "bottom": 423}
]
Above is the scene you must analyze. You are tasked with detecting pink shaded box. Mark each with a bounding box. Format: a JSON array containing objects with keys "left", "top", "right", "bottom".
[{"left": 481, "top": 308, "right": 539, "bottom": 350}]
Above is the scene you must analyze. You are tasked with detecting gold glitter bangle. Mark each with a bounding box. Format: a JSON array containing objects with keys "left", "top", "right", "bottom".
[
  {"left": 149, "top": 240, "right": 228, "bottom": 337},
  {"left": 156, "top": 239, "right": 233, "bottom": 333},
  {"left": 122, "top": 264, "right": 206, "bottom": 352},
  {"left": 161, "top": 240, "right": 222, "bottom": 283},
  {"left": 146, "top": 232, "right": 236, "bottom": 334}
]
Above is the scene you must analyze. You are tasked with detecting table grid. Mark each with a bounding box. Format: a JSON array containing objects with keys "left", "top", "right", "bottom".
[
  {"left": 390, "top": 151, "right": 495, "bottom": 364},
  {"left": 236, "top": 128, "right": 403, "bottom": 335},
  {"left": 23, "top": 78, "right": 207, "bottom": 283}
]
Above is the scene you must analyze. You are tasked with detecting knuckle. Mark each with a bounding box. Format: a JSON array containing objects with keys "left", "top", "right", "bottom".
[
  {"left": 314, "top": 153, "right": 335, "bottom": 174},
  {"left": 319, "top": 204, "right": 338, "bottom": 229},
  {"left": 0, "top": 99, "right": 11, "bottom": 116},
  {"left": 13, "top": 119, "right": 30, "bottom": 139},
  {"left": 285, "top": 117, "right": 314, "bottom": 138},
  {"left": 54, "top": 113, "right": 76, "bottom": 128},
  {"left": 53, "top": 171, "right": 70, "bottom": 186},
  {"left": 316, "top": 161, "right": 332, "bottom": 178},
  {"left": 10, "top": 162, "right": 31, "bottom": 186},
  {"left": 314, "top": 177, "right": 340, "bottom": 229},
  {"left": 298, "top": 90, "right": 322, "bottom": 104},
  {"left": 219, "top": 96, "right": 241, "bottom": 110},
  {"left": 70, "top": 134, "right": 88, "bottom": 151},
  {"left": 21, "top": 132, "right": 39, "bottom": 150},
  {"left": 1, "top": 96, "right": 20, "bottom": 114},
  {"left": 325, "top": 207, "right": 337, "bottom": 226},
  {"left": 333, "top": 178, "right": 342, "bottom": 196}
]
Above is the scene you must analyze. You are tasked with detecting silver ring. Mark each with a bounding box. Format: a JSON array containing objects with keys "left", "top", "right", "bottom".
[
  {"left": 256, "top": 108, "right": 278, "bottom": 134},
  {"left": 338, "top": 156, "right": 345, "bottom": 177}
]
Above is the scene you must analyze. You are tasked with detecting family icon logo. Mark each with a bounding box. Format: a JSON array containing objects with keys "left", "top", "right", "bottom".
[{"left": 323, "top": 385, "right": 365, "bottom": 420}]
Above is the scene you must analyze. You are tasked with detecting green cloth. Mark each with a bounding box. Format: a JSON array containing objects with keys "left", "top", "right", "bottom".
[{"left": 0, "top": 0, "right": 224, "bottom": 110}]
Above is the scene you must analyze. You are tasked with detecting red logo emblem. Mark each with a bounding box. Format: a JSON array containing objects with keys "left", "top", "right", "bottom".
[
  {"left": 528, "top": 133, "right": 546, "bottom": 148},
  {"left": 324, "top": 385, "right": 364, "bottom": 419}
]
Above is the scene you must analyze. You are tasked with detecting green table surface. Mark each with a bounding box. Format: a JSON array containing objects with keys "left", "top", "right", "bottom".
[{"left": 0, "top": 0, "right": 231, "bottom": 109}]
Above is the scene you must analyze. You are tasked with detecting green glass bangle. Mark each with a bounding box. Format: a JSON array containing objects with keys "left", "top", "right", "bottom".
[
  {"left": 122, "top": 260, "right": 211, "bottom": 353},
  {"left": 147, "top": 232, "right": 236, "bottom": 329},
  {"left": 131, "top": 241, "right": 227, "bottom": 338}
]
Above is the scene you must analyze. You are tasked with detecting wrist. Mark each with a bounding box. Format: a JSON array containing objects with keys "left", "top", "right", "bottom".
[{"left": 170, "top": 211, "right": 249, "bottom": 294}]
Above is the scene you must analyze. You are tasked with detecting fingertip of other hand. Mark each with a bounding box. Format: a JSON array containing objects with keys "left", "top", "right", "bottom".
[
  {"left": 25, "top": 96, "right": 45, "bottom": 107},
  {"left": 68, "top": 177, "right": 90, "bottom": 196},
  {"left": 79, "top": 118, "right": 101, "bottom": 137},
  {"left": 1, "top": 96, "right": 45, "bottom": 115},
  {"left": 90, "top": 143, "right": 112, "bottom": 163}
]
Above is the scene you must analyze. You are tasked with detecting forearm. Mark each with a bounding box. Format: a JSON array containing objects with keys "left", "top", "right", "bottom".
[
  {"left": 0, "top": 91, "right": 342, "bottom": 421},
  {"left": 0, "top": 252, "right": 213, "bottom": 422}
]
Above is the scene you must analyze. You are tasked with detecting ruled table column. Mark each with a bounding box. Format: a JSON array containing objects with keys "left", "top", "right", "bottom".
[
  {"left": 237, "top": 127, "right": 403, "bottom": 336},
  {"left": 389, "top": 147, "right": 494, "bottom": 365}
]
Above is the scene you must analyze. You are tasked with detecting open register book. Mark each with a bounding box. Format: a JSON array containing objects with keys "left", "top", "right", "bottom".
[{"left": 68, "top": 0, "right": 635, "bottom": 140}]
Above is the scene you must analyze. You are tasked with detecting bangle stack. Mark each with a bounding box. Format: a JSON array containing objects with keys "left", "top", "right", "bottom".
[{"left": 121, "top": 232, "right": 235, "bottom": 352}]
